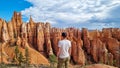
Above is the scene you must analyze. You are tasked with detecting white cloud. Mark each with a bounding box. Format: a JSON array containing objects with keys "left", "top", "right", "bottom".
[
  {"left": 21, "top": 0, "right": 120, "bottom": 29},
  {"left": 87, "top": 22, "right": 120, "bottom": 30}
]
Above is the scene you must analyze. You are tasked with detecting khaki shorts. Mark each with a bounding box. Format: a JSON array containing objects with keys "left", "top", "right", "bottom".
[{"left": 57, "top": 57, "right": 70, "bottom": 68}]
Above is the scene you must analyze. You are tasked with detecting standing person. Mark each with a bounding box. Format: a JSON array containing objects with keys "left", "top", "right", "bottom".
[{"left": 57, "top": 32, "right": 71, "bottom": 68}]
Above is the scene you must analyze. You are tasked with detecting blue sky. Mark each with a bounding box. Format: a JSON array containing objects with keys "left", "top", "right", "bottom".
[
  {"left": 0, "top": 0, "right": 120, "bottom": 30},
  {"left": 0, "top": 0, "right": 31, "bottom": 21}
]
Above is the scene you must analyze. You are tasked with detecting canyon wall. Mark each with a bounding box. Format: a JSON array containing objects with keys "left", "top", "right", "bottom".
[{"left": 0, "top": 12, "right": 119, "bottom": 67}]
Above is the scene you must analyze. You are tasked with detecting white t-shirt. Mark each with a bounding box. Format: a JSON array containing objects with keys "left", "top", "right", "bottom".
[{"left": 58, "top": 39, "right": 71, "bottom": 58}]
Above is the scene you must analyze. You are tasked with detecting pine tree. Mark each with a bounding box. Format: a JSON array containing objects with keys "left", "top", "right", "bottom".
[
  {"left": 14, "top": 46, "right": 25, "bottom": 66},
  {"left": 18, "top": 52, "right": 25, "bottom": 65},
  {"left": 25, "top": 47, "right": 30, "bottom": 66},
  {"left": 14, "top": 46, "right": 19, "bottom": 63}
]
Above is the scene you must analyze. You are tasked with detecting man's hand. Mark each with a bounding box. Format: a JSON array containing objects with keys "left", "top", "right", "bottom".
[
  {"left": 57, "top": 47, "right": 60, "bottom": 59},
  {"left": 69, "top": 47, "right": 71, "bottom": 56},
  {"left": 57, "top": 56, "right": 59, "bottom": 60}
]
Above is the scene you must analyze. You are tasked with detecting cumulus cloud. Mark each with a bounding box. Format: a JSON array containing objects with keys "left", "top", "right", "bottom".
[{"left": 21, "top": 0, "right": 120, "bottom": 29}]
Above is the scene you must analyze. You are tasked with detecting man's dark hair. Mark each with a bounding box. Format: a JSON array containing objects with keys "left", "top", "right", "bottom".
[{"left": 62, "top": 32, "right": 67, "bottom": 38}]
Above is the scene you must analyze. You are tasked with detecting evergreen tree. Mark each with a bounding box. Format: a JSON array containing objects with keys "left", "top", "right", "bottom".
[
  {"left": 14, "top": 46, "right": 19, "bottom": 62},
  {"left": 18, "top": 52, "right": 25, "bottom": 65},
  {"left": 14, "top": 46, "right": 25, "bottom": 66},
  {"left": 25, "top": 47, "right": 30, "bottom": 66}
]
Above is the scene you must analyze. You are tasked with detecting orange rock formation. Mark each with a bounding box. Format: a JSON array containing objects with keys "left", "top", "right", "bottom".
[{"left": 0, "top": 12, "right": 119, "bottom": 67}]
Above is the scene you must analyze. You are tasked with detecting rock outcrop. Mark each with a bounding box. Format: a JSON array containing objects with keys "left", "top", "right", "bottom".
[
  {"left": 1, "top": 20, "right": 9, "bottom": 42},
  {"left": 0, "top": 12, "right": 119, "bottom": 67},
  {"left": 82, "top": 28, "right": 91, "bottom": 54},
  {"left": 7, "top": 22, "right": 14, "bottom": 39}
]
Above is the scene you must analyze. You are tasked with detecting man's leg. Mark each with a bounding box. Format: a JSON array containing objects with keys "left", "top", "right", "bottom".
[
  {"left": 65, "top": 57, "right": 70, "bottom": 68},
  {"left": 57, "top": 58, "right": 65, "bottom": 68}
]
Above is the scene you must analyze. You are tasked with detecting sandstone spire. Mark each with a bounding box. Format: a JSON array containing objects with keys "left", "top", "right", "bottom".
[
  {"left": 7, "top": 21, "right": 14, "bottom": 39},
  {"left": 0, "top": 19, "right": 3, "bottom": 41},
  {"left": 29, "top": 15, "right": 34, "bottom": 25},
  {"left": 1, "top": 20, "right": 9, "bottom": 42},
  {"left": 11, "top": 11, "right": 23, "bottom": 37}
]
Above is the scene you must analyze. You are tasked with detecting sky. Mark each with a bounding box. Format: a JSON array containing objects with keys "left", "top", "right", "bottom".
[{"left": 0, "top": 0, "right": 120, "bottom": 30}]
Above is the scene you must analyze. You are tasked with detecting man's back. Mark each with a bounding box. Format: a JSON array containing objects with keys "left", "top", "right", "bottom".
[
  {"left": 57, "top": 32, "right": 71, "bottom": 68},
  {"left": 58, "top": 39, "right": 71, "bottom": 58}
]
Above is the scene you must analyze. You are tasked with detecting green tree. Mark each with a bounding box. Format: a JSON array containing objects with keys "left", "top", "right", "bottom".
[
  {"left": 14, "top": 46, "right": 25, "bottom": 66},
  {"left": 18, "top": 52, "right": 25, "bottom": 66},
  {"left": 25, "top": 47, "right": 30, "bottom": 66},
  {"left": 14, "top": 46, "right": 19, "bottom": 63}
]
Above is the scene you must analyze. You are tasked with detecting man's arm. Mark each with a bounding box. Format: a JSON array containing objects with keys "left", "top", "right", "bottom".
[
  {"left": 57, "top": 47, "right": 61, "bottom": 58},
  {"left": 69, "top": 41, "right": 71, "bottom": 56},
  {"left": 57, "top": 47, "right": 60, "bottom": 57},
  {"left": 57, "top": 41, "right": 61, "bottom": 58},
  {"left": 69, "top": 47, "right": 71, "bottom": 56}
]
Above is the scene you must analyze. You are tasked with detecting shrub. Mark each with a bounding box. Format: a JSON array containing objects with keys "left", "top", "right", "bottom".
[
  {"left": 49, "top": 54, "right": 57, "bottom": 68},
  {"left": 49, "top": 54, "right": 57, "bottom": 63}
]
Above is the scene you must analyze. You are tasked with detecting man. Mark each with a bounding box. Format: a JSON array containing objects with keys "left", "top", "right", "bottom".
[{"left": 57, "top": 32, "right": 71, "bottom": 68}]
